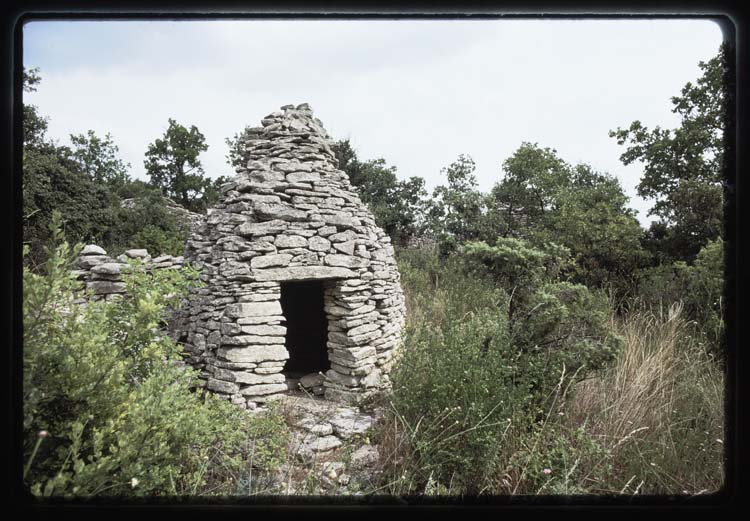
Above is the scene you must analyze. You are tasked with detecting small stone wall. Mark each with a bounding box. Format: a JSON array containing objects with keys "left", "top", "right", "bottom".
[
  {"left": 172, "top": 103, "right": 407, "bottom": 410},
  {"left": 73, "top": 245, "right": 186, "bottom": 300}
]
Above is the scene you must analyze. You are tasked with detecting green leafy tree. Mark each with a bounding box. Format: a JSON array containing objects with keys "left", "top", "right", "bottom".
[
  {"left": 68, "top": 130, "right": 131, "bottom": 191},
  {"left": 22, "top": 67, "right": 52, "bottom": 154},
  {"left": 107, "top": 188, "right": 189, "bottom": 257},
  {"left": 428, "top": 154, "right": 492, "bottom": 253},
  {"left": 637, "top": 239, "right": 725, "bottom": 354},
  {"left": 332, "top": 139, "right": 428, "bottom": 245},
  {"left": 609, "top": 44, "right": 731, "bottom": 261},
  {"left": 23, "top": 145, "right": 118, "bottom": 267},
  {"left": 225, "top": 124, "right": 254, "bottom": 170},
  {"left": 537, "top": 164, "right": 648, "bottom": 293},
  {"left": 490, "top": 143, "right": 569, "bottom": 236},
  {"left": 491, "top": 144, "right": 647, "bottom": 293},
  {"left": 144, "top": 119, "right": 212, "bottom": 213}
]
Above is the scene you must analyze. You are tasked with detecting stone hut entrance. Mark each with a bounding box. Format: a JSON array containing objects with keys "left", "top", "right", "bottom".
[
  {"left": 280, "top": 280, "right": 330, "bottom": 377},
  {"left": 173, "top": 103, "right": 407, "bottom": 409}
]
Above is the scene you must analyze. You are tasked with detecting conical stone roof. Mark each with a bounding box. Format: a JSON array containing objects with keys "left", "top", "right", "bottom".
[{"left": 172, "top": 103, "right": 406, "bottom": 408}]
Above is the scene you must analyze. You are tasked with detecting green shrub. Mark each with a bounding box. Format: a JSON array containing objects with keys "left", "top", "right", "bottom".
[
  {"left": 381, "top": 245, "right": 621, "bottom": 494},
  {"left": 565, "top": 303, "right": 724, "bottom": 495},
  {"left": 637, "top": 239, "right": 724, "bottom": 355},
  {"left": 23, "top": 213, "right": 287, "bottom": 497},
  {"left": 104, "top": 189, "right": 188, "bottom": 257},
  {"left": 506, "top": 421, "right": 613, "bottom": 495}
]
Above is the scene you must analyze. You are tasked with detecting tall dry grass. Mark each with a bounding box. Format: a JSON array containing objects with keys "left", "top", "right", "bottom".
[{"left": 566, "top": 302, "right": 724, "bottom": 495}]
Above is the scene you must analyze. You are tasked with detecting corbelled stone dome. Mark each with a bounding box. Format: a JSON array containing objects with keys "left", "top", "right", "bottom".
[{"left": 173, "top": 103, "right": 406, "bottom": 408}]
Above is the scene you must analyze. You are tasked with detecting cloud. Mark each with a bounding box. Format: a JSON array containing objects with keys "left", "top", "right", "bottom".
[{"left": 24, "top": 18, "right": 724, "bottom": 225}]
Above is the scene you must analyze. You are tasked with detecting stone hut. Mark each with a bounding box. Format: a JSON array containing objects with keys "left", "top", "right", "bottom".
[{"left": 173, "top": 103, "right": 406, "bottom": 409}]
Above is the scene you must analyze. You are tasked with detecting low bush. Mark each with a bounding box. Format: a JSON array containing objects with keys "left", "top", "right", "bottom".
[
  {"left": 379, "top": 245, "right": 621, "bottom": 495},
  {"left": 379, "top": 245, "right": 722, "bottom": 496},
  {"left": 23, "top": 213, "right": 288, "bottom": 497},
  {"left": 637, "top": 239, "right": 724, "bottom": 356},
  {"left": 566, "top": 303, "right": 724, "bottom": 495}
]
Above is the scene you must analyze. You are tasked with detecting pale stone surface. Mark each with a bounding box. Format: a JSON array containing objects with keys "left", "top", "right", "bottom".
[
  {"left": 253, "top": 266, "right": 357, "bottom": 282},
  {"left": 124, "top": 249, "right": 149, "bottom": 259},
  {"left": 91, "top": 262, "right": 123, "bottom": 276},
  {"left": 224, "top": 301, "right": 283, "bottom": 318},
  {"left": 166, "top": 103, "right": 406, "bottom": 409},
  {"left": 217, "top": 344, "right": 289, "bottom": 363},
  {"left": 81, "top": 244, "right": 107, "bottom": 256},
  {"left": 275, "top": 235, "right": 308, "bottom": 248},
  {"left": 250, "top": 253, "right": 292, "bottom": 269},
  {"left": 307, "top": 236, "right": 331, "bottom": 252}
]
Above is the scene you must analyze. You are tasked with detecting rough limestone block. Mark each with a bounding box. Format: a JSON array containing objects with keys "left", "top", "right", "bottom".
[
  {"left": 78, "top": 255, "right": 112, "bottom": 269},
  {"left": 91, "top": 262, "right": 124, "bottom": 277},
  {"left": 239, "top": 383, "right": 290, "bottom": 396},
  {"left": 346, "top": 323, "right": 380, "bottom": 337},
  {"left": 250, "top": 253, "right": 292, "bottom": 269},
  {"left": 207, "top": 378, "right": 240, "bottom": 394},
  {"left": 333, "top": 240, "right": 355, "bottom": 255},
  {"left": 254, "top": 203, "right": 307, "bottom": 222},
  {"left": 232, "top": 371, "right": 286, "bottom": 385},
  {"left": 81, "top": 244, "right": 107, "bottom": 256},
  {"left": 224, "top": 301, "right": 283, "bottom": 319},
  {"left": 307, "top": 236, "right": 331, "bottom": 252},
  {"left": 87, "top": 281, "right": 127, "bottom": 294},
  {"left": 275, "top": 235, "right": 308, "bottom": 248},
  {"left": 236, "top": 220, "right": 288, "bottom": 237},
  {"left": 252, "top": 266, "right": 356, "bottom": 282},
  {"left": 286, "top": 171, "right": 321, "bottom": 183},
  {"left": 217, "top": 344, "right": 289, "bottom": 363},
  {"left": 324, "top": 254, "right": 370, "bottom": 269},
  {"left": 328, "top": 230, "right": 357, "bottom": 243}
]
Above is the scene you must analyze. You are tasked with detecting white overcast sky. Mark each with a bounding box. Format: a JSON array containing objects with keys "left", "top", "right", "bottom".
[{"left": 23, "top": 19, "right": 725, "bottom": 226}]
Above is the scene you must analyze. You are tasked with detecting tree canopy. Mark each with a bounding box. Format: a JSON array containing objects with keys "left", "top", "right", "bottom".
[
  {"left": 609, "top": 43, "right": 731, "bottom": 261},
  {"left": 332, "top": 139, "right": 428, "bottom": 246},
  {"left": 144, "top": 119, "right": 214, "bottom": 213}
]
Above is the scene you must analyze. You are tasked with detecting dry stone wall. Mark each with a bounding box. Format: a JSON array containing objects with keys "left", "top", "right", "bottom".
[
  {"left": 172, "top": 103, "right": 406, "bottom": 410},
  {"left": 73, "top": 245, "right": 186, "bottom": 300}
]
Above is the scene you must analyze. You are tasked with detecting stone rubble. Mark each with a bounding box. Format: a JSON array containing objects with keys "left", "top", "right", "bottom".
[
  {"left": 273, "top": 394, "right": 383, "bottom": 495},
  {"left": 171, "top": 103, "right": 407, "bottom": 409},
  {"left": 74, "top": 246, "right": 186, "bottom": 300}
]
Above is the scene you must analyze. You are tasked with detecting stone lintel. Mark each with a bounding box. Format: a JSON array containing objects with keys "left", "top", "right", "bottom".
[{"left": 253, "top": 266, "right": 356, "bottom": 282}]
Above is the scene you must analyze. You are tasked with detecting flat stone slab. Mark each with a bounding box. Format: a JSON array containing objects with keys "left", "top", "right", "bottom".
[
  {"left": 124, "top": 249, "right": 149, "bottom": 259},
  {"left": 350, "top": 445, "right": 379, "bottom": 467},
  {"left": 329, "top": 408, "right": 375, "bottom": 439},
  {"left": 253, "top": 266, "right": 357, "bottom": 282},
  {"left": 91, "top": 262, "right": 123, "bottom": 276},
  {"left": 224, "top": 301, "right": 283, "bottom": 318},
  {"left": 81, "top": 244, "right": 107, "bottom": 256}
]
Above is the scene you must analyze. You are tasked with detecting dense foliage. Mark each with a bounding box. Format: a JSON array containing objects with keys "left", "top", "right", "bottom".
[
  {"left": 610, "top": 43, "right": 731, "bottom": 263},
  {"left": 22, "top": 69, "right": 212, "bottom": 266},
  {"left": 144, "top": 118, "right": 226, "bottom": 213},
  {"left": 21, "top": 44, "right": 728, "bottom": 497},
  {"left": 379, "top": 245, "right": 723, "bottom": 495},
  {"left": 385, "top": 245, "right": 621, "bottom": 493},
  {"left": 23, "top": 215, "right": 288, "bottom": 497},
  {"left": 332, "top": 139, "right": 428, "bottom": 246}
]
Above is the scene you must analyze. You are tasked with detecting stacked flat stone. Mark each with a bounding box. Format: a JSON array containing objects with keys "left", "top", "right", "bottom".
[
  {"left": 172, "top": 103, "right": 406, "bottom": 409},
  {"left": 74, "top": 245, "right": 185, "bottom": 300}
]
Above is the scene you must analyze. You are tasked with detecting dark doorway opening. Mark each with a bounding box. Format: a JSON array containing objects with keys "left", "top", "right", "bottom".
[{"left": 280, "top": 280, "right": 330, "bottom": 377}]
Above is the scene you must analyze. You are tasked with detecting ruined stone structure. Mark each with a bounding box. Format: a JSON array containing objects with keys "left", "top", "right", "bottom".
[
  {"left": 172, "top": 103, "right": 406, "bottom": 409},
  {"left": 74, "top": 245, "right": 186, "bottom": 300}
]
